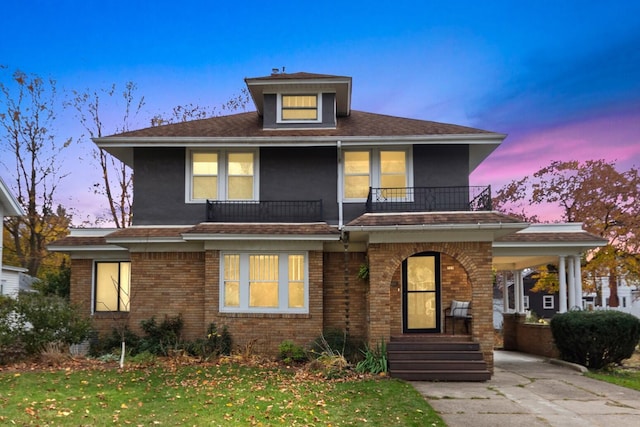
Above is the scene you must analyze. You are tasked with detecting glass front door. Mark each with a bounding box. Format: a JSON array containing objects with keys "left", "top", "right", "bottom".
[{"left": 402, "top": 252, "right": 441, "bottom": 333}]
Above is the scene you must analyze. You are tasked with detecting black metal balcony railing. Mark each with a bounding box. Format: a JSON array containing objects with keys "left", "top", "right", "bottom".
[
  {"left": 206, "top": 200, "right": 323, "bottom": 222},
  {"left": 366, "top": 186, "right": 492, "bottom": 213}
]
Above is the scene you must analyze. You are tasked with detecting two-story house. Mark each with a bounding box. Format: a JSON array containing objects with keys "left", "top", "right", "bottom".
[{"left": 50, "top": 71, "right": 603, "bottom": 380}]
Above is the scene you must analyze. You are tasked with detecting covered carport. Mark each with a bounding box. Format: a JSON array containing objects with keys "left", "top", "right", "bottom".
[{"left": 492, "top": 223, "right": 607, "bottom": 314}]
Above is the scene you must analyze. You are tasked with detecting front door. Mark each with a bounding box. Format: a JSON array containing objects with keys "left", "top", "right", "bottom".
[{"left": 402, "top": 252, "right": 441, "bottom": 333}]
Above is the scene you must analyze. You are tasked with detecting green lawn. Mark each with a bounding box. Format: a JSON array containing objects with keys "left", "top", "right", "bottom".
[
  {"left": 0, "top": 361, "right": 445, "bottom": 426},
  {"left": 586, "top": 369, "right": 640, "bottom": 392}
]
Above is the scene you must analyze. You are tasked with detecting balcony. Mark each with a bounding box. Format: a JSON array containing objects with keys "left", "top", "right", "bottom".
[
  {"left": 206, "top": 200, "right": 323, "bottom": 222},
  {"left": 366, "top": 186, "right": 492, "bottom": 213}
]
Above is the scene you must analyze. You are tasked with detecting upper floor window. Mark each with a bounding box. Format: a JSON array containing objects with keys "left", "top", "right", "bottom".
[
  {"left": 343, "top": 148, "right": 411, "bottom": 200},
  {"left": 188, "top": 150, "right": 258, "bottom": 202},
  {"left": 278, "top": 94, "right": 321, "bottom": 123},
  {"left": 221, "top": 252, "right": 308, "bottom": 314},
  {"left": 94, "top": 261, "right": 131, "bottom": 312}
]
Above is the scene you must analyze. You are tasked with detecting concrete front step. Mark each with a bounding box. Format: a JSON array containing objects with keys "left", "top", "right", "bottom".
[
  {"left": 387, "top": 341, "right": 481, "bottom": 352},
  {"left": 389, "top": 359, "right": 488, "bottom": 371},
  {"left": 391, "top": 369, "right": 491, "bottom": 382},
  {"left": 387, "top": 336, "right": 490, "bottom": 381},
  {"left": 389, "top": 350, "right": 484, "bottom": 361}
]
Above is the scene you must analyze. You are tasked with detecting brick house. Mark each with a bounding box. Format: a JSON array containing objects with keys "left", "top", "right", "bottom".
[{"left": 50, "top": 71, "right": 604, "bottom": 380}]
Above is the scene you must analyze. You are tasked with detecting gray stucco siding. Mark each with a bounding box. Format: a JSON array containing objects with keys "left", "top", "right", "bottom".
[
  {"left": 260, "top": 147, "right": 339, "bottom": 223},
  {"left": 413, "top": 145, "right": 469, "bottom": 187},
  {"left": 133, "top": 147, "right": 204, "bottom": 225}
]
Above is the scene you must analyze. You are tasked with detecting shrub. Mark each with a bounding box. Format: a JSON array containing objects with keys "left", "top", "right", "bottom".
[
  {"left": 309, "top": 329, "right": 362, "bottom": 363},
  {"left": 550, "top": 310, "right": 640, "bottom": 369},
  {"left": 0, "top": 292, "right": 92, "bottom": 362},
  {"left": 187, "top": 323, "right": 232, "bottom": 359},
  {"left": 278, "top": 340, "right": 307, "bottom": 363},
  {"left": 355, "top": 340, "right": 388, "bottom": 374},
  {"left": 138, "top": 314, "right": 184, "bottom": 356},
  {"left": 91, "top": 326, "right": 140, "bottom": 357}
]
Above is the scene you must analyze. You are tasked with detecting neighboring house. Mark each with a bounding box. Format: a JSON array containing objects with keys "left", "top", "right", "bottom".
[
  {"left": 522, "top": 271, "right": 559, "bottom": 319},
  {"left": 0, "top": 265, "right": 36, "bottom": 298},
  {"left": 1, "top": 176, "right": 26, "bottom": 291},
  {"left": 49, "top": 71, "right": 605, "bottom": 380}
]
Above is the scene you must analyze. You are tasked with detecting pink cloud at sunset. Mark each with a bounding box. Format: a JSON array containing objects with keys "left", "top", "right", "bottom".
[{"left": 471, "top": 110, "right": 640, "bottom": 191}]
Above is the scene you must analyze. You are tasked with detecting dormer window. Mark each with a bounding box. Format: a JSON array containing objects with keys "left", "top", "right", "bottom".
[{"left": 278, "top": 94, "right": 321, "bottom": 123}]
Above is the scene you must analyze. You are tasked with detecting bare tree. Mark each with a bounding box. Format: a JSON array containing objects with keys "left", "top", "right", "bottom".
[
  {"left": 150, "top": 88, "right": 250, "bottom": 126},
  {"left": 0, "top": 68, "right": 71, "bottom": 277},
  {"left": 68, "top": 82, "right": 144, "bottom": 228}
]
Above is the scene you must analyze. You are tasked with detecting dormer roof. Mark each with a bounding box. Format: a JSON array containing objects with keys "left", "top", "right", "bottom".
[{"left": 245, "top": 71, "right": 352, "bottom": 117}]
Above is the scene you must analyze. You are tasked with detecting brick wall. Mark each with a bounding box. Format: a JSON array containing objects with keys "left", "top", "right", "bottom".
[
  {"left": 503, "top": 313, "right": 559, "bottom": 358},
  {"left": 322, "top": 252, "right": 368, "bottom": 342},
  {"left": 367, "top": 241, "right": 495, "bottom": 372},
  {"left": 128, "top": 252, "right": 205, "bottom": 340},
  {"left": 205, "top": 250, "right": 325, "bottom": 356}
]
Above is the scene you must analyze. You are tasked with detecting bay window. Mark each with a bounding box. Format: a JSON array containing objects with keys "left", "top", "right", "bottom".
[{"left": 221, "top": 252, "right": 308, "bottom": 313}]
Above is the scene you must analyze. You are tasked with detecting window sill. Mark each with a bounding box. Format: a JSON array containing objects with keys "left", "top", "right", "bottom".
[{"left": 218, "top": 312, "right": 311, "bottom": 319}]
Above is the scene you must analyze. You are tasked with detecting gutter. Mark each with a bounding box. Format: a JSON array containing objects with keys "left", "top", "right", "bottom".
[
  {"left": 337, "top": 140, "right": 343, "bottom": 230},
  {"left": 343, "top": 222, "right": 528, "bottom": 232}
]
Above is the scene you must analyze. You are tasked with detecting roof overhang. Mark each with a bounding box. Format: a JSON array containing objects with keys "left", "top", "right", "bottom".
[
  {"left": 0, "top": 176, "right": 25, "bottom": 217},
  {"left": 492, "top": 223, "right": 608, "bottom": 270},
  {"left": 94, "top": 132, "right": 504, "bottom": 169}
]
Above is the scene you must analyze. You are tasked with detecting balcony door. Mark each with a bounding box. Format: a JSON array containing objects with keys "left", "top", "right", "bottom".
[{"left": 402, "top": 252, "right": 441, "bottom": 333}]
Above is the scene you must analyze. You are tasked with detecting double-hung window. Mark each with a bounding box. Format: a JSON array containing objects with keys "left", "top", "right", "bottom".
[
  {"left": 94, "top": 261, "right": 131, "bottom": 312},
  {"left": 188, "top": 150, "right": 257, "bottom": 202},
  {"left": 343, "top": 148, "right": 411, "bottom": 200},
  {"left": 278, "top": 94, "right": 321, "bottom": 123},
  {"left": 221, "top": 252, "right": 308, "bottom": 313},
  {"left": 543, "top": 295, "right": 554, "bottom": 309}
]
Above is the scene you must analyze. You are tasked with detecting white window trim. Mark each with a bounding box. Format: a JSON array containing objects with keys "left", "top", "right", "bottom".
[
  {"left": 543, "top": 295, "right": 554, "bottom": 310},
  {"left": 92, "top": 260, "right": 131, "bottom": 314},
  {"left": 523, "top": 295, "right": 530, "bottom": 310},
  {"left": 341, "top": 147, "right": 413, "bottom": 203},
  {"left": 186, "top": 149, "right": 259, "bottom": 203},
  {"left": 219, "top": 251, "right": 309, "bottom": 314},
  {"left": 276, "top": 93, "right": 323, "bottom": 124}
]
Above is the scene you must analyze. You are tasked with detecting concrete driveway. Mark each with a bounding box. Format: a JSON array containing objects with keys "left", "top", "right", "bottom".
[{"left": 412, "top": 350, "right": 640, "bottom": 427}]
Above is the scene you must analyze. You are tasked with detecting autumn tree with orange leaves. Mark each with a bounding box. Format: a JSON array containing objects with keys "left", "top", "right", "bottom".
[{"left": 493, "top": 159, "right": 640, "bottom": 307}]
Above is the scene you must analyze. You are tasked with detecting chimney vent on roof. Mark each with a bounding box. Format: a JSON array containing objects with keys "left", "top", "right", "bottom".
[{"left": 271, "top": 68, "right": 280, "bottom": 75}]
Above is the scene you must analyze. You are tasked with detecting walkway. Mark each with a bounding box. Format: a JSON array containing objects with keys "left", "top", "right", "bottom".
[{"left": 413, "top": 350, "right": 640, "bottom": 427}]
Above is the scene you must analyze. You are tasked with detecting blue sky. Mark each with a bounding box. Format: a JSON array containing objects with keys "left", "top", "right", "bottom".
[{"left": 1, "top": 0, "right": 639, "bottom": 222}]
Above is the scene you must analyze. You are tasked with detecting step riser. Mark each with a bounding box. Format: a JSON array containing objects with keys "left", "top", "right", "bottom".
[
  {"left": 387, "top": 343, "right": 480, "bottom": 352},
  {"left": 391, "top": 371, "right": 491, "bottom": 382},
  {"left": 388, "top": 352, "right": 483, "bottom": 361},
  {"left": 389, "top": 361, "right": 487, "bottom": 370}
]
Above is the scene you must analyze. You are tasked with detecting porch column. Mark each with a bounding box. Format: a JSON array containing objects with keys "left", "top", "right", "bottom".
[
  {"left": 502, "top": 272, "right": 510, "bottom": 314},
  {"left": 558, "top": 255, "right": 568, "bottom": 313},
  {"left": 515, "top": 270, "right": 525, "bottom": 313},
  {"left": 511, "top": 270, "right": 520, "bottom": 314},
  {"left": 567, "top": 256, "right": 576, "bottom": 310},
  {"left": 573, "top": 255, "right": 583, "bottom": 309}
]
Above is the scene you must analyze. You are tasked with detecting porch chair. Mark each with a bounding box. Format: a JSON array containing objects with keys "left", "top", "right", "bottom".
[{"left": 444, "top": 300, "right": 472, "bottom": 334}]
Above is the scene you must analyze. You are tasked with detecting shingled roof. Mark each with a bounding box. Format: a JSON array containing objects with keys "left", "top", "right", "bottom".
[{"left": 100, "top": 110, "right": 497, "bottom": 139}]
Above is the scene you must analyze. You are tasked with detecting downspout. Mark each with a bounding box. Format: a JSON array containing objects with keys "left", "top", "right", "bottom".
[{"left": 337, "top": 140, "right": 343, "bottom": 230}]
